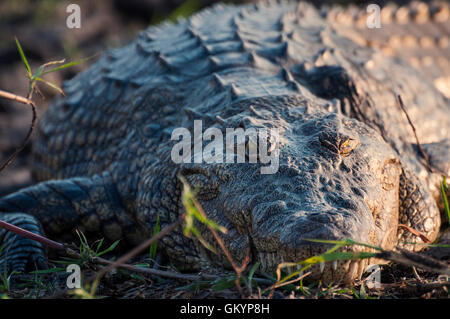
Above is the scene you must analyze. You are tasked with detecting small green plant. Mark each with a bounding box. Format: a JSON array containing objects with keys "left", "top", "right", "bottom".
[
  {"left": 441, "top": 176, "right": 449, "bottom": 224},
  {"left": 151, "top": 0, "right": 202, "bottom": 25},
  {"left": 179, "top": 175, "right": 227, "bottom": 254},
  {"left": 167, "top": 0, "right": 202, "bottom": 22},
  {"left": 176, "top": 264, "right": 262, "bottom": 294},
  {"left": 0, "top": 37, "right": 95, "bottom": 173},
  {"left": 77, "top": 230, "right": 120, "bottom": 261}
]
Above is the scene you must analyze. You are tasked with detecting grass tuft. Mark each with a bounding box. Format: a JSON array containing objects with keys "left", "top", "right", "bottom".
[{"left": 441, "top": 176, "right": 449, "bottom": 224}]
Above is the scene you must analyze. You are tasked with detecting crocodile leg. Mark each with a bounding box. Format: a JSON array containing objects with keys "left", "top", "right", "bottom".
[
  {"left": 326, "top": 1, "right": 450, "bottom": 97},
  {"left": 0, "top": 171, "right": 132, "bottom": 272},
  {"left": 398, "top": 168, "right": 441, "bottom": 251}
]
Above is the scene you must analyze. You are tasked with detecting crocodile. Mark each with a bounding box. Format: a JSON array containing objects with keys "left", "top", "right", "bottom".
[{"left": 0, "top": 1, "right": 449, "bottom": 283}]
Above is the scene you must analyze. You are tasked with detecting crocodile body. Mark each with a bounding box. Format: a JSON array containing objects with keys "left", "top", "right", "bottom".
[{"left": 0, "top": 1, "right": 449, "bottom": 283}]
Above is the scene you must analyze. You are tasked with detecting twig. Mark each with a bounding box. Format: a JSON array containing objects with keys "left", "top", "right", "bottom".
[
  {"left": 0, "top": 194, "right": 268, "bottom": 298},
  {"left": 0, "top": 89, "right": 37, "bottom": 174},
  {"left": 412, "top": 266, "right": 423, "bottom": 283},
  {"left": 398, "top": 224, "right": 431, "bottom": 243},
  {"left": 376, "top": 281, "right": 450, "bottom": 294}
]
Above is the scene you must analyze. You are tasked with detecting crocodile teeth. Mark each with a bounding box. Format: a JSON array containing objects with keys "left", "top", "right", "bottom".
[
  {"left": 332, "top": 260, "right": 338, "bottom": 271},
  {"left": 296, "top": 265, "right": 304, "bottom": 277},
  {"left": 319, "top": 262, "right": 325, "bottom": 273}
]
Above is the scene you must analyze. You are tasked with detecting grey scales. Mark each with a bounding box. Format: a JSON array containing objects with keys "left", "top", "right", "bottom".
[{"left": 0, "top": 0, "right": 449, "bottom": 283}]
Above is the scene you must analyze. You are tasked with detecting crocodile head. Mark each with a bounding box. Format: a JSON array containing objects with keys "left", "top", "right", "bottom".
[{"left": 178, "top": 96, "right": 402, "bottom": 282}]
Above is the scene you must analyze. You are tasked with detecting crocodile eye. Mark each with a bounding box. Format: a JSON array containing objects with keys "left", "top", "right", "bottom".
[
  {"left": 245, "top": 137, "right": 258, "bottom": 162},
  {"left": 339, "top": 138, "right": 359, "bottom": 156}
]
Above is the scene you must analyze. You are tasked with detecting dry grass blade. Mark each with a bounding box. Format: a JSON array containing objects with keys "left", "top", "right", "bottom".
[
  {"left": 0, "top": 215, "right": 273, "bottom": 292},
  {"left": 0, "top": 219, "right": 64, "bottom": 250},
  {"left": 441, "top": 177, "right": 450, "bottom": 224},
  {"left": 0, "top": 38, "right": 94, "bottom": 175}
]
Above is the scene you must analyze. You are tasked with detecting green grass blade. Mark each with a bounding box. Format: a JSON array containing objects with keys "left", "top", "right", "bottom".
[
  {"left": 301, "top": 251, "right": 377, "bottom": 265},
  {"left": 15, "top": 37, "right": 32, "bottom": 78},
  {"left": 441, "top": 177, "right": 450, "bottom": 224},
  {"left": 149, "top": 215, "right": 160, "bottom": 260},
  {"left": 95, "top": 238, "right": 105, "bottom": 255},
  {"left": 212, "top": 276, "right": 237, "bottom": 292}
]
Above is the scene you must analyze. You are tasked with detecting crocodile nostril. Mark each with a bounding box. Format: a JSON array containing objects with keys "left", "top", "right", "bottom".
[{"left": 318, "top": 132, "right": 359, "bottom": 156}]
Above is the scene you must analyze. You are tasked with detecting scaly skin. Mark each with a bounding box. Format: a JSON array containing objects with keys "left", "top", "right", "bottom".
[{"left": 0, "top": 1, "right": 449, "bottom": 283}]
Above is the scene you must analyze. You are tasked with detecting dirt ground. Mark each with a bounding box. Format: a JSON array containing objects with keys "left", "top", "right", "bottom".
[{"left": 0, "top": 0, "right": 449, "bottom": 299}]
